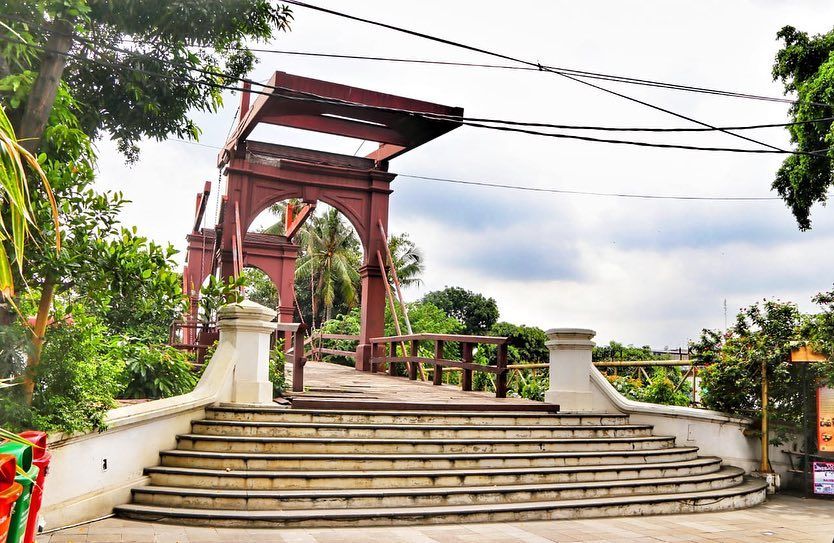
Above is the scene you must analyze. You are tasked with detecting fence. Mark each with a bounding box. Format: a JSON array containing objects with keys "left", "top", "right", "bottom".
[{"left": 369, "top": 333, "right": 510, "bottom": 398}]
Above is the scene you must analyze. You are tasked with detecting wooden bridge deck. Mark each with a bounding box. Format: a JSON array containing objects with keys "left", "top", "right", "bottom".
[{"left": 285, "top": 361, "right": 557, "bottom": 411}]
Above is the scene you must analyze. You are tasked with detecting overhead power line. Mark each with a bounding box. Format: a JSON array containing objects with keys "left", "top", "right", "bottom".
[
  {"left": 230, "top": 48, "right": 830, "bottom": 109},
  {"left": 4, "top": 33, "right": 830, "bottom": 157},
  {"left": 169, "top": 137, "right": 781, "bottom": 202},
  {"left": 277, "top": 1, "right": 801, "bottom": 156}
]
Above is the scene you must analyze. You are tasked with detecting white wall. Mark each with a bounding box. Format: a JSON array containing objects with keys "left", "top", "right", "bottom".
[{"left": 40, "top": 300, "right": 281, "bottom": 529}]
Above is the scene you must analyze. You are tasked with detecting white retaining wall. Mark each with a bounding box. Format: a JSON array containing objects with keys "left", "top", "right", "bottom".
[{"left": 40, "top": 300, "right": 285, "bottom": 529}]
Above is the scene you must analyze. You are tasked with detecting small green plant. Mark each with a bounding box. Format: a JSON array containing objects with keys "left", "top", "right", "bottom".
[{"left": 269, "top": 342, "right": 287, "bottom": 397}]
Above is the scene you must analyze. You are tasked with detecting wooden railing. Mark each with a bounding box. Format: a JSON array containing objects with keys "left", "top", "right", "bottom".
[
  {"left": 306, "top": 332, "right": 360, "bottom": 361},
  {"left": 370, "top": 333, "right": 510, "bottom": 398}
]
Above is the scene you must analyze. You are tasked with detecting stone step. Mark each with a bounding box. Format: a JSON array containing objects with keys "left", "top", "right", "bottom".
[
  {"left": 115, "top": 477, "right": 767, "bottom": 527},
  {"left": 190, "top": 419, "right": 654, "bottom": 440},
  {"left": 207, "top": 406, "right": 629, "bottom": 426},
  {"left": 145, "top": 457, "right": 722, "bottom": 490},
  {"left": 132, "top": 466, "right": 744, "bottom": 510},
  {"left": 176, "top": 433, "right": 678, "bottom": 454},
  {"left": 159, "top": 446, "right": 700, "bottom": 471},
  {"left": 285, "top": 398, "right": 562, "bottom": 413}
]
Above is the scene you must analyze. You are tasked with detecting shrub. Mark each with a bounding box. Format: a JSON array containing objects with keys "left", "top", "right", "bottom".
[
  {"left": 118, "top": 341, "right": 197, "bottom": 399},
  {"left": 30, "top": 306, "right": 125, "bottom": 433}
]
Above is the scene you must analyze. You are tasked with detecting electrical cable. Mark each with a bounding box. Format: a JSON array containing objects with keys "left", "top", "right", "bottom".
[
  {"left": 168, "top": 137, "right": 781, "bottom": 202},
  {"left": 7, "top": 33, "right": 825, "bottom": 156},
  {"left": 276, "top": 1, "right": 812, "bottom": 155}
]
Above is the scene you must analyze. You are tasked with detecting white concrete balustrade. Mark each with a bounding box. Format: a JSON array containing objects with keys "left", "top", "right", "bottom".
[{"left": 40, "top": 299, "right": 295, "bottom": 529}]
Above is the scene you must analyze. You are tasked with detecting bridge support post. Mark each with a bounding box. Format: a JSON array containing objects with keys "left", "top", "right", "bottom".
[
  {"left": 544, "top": 328, "right": 596, "bottom": 412},
  {"left": 217, "top": 299, "right": 277, "bottom": 404}
]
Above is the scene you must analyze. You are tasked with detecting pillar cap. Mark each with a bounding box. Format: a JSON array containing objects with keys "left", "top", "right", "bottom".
[
  {"left": 218, "top": 299, "right": 278, "bottom": 322},
  {"left": 545, "top": 328, "right": 596, "bottom": 340},
  {"left": 545, "top": 328, "right": 596, "bottom": 350}
]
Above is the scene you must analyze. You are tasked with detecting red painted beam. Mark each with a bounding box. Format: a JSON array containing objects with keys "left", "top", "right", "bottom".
[
  {"left": 285, "top": 203, "right": 316, "bottom": 241},
  {"left": 260, "top": 114, "right": 412, "bottom": 147}
]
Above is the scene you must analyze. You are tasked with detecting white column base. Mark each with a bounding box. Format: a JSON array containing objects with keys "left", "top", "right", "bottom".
[
  {"left": 545, "top": 389, "right": 595, "bottom": 412},
  {"left": 233, "top": 380, "right": 273, "bottom": 404}
]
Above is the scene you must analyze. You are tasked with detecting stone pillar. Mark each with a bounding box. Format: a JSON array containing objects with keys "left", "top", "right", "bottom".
[
  {"left": 217, "top": 299, "right": 277, "bottom": 404},
  {"left": 544, "top": 328, "right": 596, "bottom": 412}
]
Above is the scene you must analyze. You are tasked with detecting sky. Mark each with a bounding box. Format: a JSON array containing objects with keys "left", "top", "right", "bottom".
[{"left": 94, "top": 0, "right": 834, "bottom": 349}]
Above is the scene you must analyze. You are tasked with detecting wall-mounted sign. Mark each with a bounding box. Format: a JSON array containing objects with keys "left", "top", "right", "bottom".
[
  {"left": 790, "top": 346, "right": 828, "bottom": 363},
  {"left": 820, "top": 387, "right": 834, "bottom": 453},
  {"left": 813, "top": 461, "right": 834, "bottom": 495}
]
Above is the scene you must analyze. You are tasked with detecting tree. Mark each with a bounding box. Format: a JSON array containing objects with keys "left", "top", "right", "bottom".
[
  {"left": 421, "top": 287, "right": 499, "bottom": 335},
  {"left": 490, "top": 322, "right": 548, "bottom": 363},
  {"left": 1, "top": 0, "right": 293, "bottom": 159},
  {"left": 692, "top": 299, "right": 834, "bottom": 447},
  {"left": 771, "top": 26, "right": 834, "bottom": 230},
  {"left": 387, "top": 233, "right": 424, "bottom": 288},
  {"left": 295, "top": 209, "right": 361, "bottom": 326}
]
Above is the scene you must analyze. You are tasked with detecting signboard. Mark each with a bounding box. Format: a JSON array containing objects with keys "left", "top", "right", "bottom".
[
  {"left": 820, "top": 387, "right": 834, "bottom": 453},
  {"left": 790, "top": 345, "right": 828, "bottom": 363},
  {"left": 813, "top": 461, "right": 834, "bottom": 496}
]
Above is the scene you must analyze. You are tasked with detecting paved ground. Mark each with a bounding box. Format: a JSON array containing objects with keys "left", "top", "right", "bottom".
[{"left": 38, "top": 494, "right": 834, "bottom": 543}]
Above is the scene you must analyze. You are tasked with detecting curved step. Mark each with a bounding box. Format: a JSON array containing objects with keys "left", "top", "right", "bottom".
[
  {"left": 190, "top": 419, "right": 654, "bottom": 439},
  {"left": 175, "top": 433, "right": 677, "bottom": 454},
  {"left": 145, "top": 457, "right": 723, "bottom": 490},
  {"left": 132, "top": 466, "right": 745, "bottom": 510},
  {"left": 115, "top": 477, "right": 767, "bottom": 527},
  {"left": 159, "top": 446, "right": 700, "bottom": 471},
  {"left": 207, "top": 406, "right": 630, "bottom": 426}
]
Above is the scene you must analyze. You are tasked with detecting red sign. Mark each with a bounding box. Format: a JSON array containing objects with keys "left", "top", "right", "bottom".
[{"left": 820, "top": 387, "right": 834, "bottom": 453}]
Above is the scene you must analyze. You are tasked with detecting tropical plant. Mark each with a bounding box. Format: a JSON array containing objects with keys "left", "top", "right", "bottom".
[
  {"left": 0, "top": 104, "right": 58, "bottom": 299},
  {"left": 387, "top": 233, "right": 424, "bottom": 288},
  {"left": 199, "top": 274, "right": 244, "bottom": 326},
  {"left": 117, "top": 341, "right": 196, "bottom": 400},
  {"left": 295, "top": 208, "right": 361, "bottom": 326}
]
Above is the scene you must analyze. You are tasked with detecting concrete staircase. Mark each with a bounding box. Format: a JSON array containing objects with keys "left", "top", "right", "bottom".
[{"left": 115, "top": 405, "right": 767, "bottom": 527}]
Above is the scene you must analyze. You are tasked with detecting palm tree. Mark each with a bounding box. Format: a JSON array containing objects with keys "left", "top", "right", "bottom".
[
  {"left": 387, "top": 233, "right": 424, "bottom": 288},
  {"left": 295, "top": 209, "right": 361, "bottom": 327}
]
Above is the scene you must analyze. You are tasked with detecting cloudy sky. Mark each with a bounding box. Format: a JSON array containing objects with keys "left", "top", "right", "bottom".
[{"left": 94, "top": 0, "right": 834, "bottom": 348}]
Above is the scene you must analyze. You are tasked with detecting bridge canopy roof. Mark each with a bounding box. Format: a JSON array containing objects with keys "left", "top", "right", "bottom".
[{"left": 219, "top": 71, "right": 463, "bottom": 167}]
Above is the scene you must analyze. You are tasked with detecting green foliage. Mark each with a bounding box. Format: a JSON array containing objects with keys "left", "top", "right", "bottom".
[
  {"left": 607, "top": 367, "right": 691, "bottom": 407},
  {"left": 387, "top": 233, "right": 424, "bottom": 288},
  {"left": 490, "top": 322, "right": 547, "bottom": 363},
  {"left": 593, "top": 341, "right": 663, "bottom": 362},
  {"left": 1, "top": 0, "right": 293, "bottom": 161},
  {"left": 692, "top": 298, "right": 834, "bottom": 445},
  {"left": 269, "top": 342, "right": 286, "bottom": 397},
  {"left": 80, "top": 227, "right": 185, "bottom": 341},
  {"left": 771, "top": 25, "right": 834, "bottom": 230},
  {"left": 199, "top": 274, "right": 244, "bottom": 324},
  {"left": 117, "top": 341, "right": 196, "bottom": 400},
  {"left": 25, "top": 305, "right": 123, "bottom": 433},
  {"left": 296, "top": 208, "right": 361, "bottom": 326},
  {"left": 421, "top": 286, "right": 499, "bottom": 335},
  {"left": 243, "top": 267, "right": 278, "bottom": 309}
]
